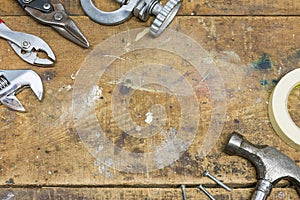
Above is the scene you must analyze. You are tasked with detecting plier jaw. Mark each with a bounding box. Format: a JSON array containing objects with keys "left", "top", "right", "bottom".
[
  {"left": 18, "top": 0, "right": 90, "bottom": 48},
  {"left": 0, "top": 70, "right": 43, "bottom": 112},
  {"left": 0, "top": 19, "right": 56, "bottom": 66}
]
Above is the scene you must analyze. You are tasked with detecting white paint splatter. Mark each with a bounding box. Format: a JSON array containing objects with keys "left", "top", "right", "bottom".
[
  {"left": 135, "top": 28, "right": 150, "bottom": 41},
  {"left": 3, "top": 192, "right": 14, "bottom": 200},
  {"left": 153, "top": 127, "right": 188, "bottom": 168},
  {"left": 94, "top": 158, "right": 101, "bottom": 166},
  {"left": 226, "top": 116, "right": 231, "bottom": 121},
  {"left": 198, "top": 18, "right": 217, "bottom": 38},
  {"left": 170, "top": 127, "right": 176, "bottom": 135},
  {"left": 124, "top": 42, "right": 131, "bottom": 52},
  {"left": 95, "top": 145, "right": 104, "bottom": 154},
  {"left": 256, "top": 96, "right": 262, "bottom": 104},
  {"left": 202, "top": 57, "right": 214, "bottom": 64},
  {"left": 95, "top": 158, "right": 114, "bottom": 178},
  {"left": 145, "top": 112, "right": 153, "bottom": 124},
  {"left": 70, "top": 70, "right": 79, "bottom": 80},
  {"left": 57, "top": 85, "right": 73, "bottom": 93},
  {"left": 103, "top": 55, "right": 126, "bottom": 61},
  {"left": 278, "top": 66, "right": 282, "bottom": 75},
  {"left": 95, "top": 132, "right": 101, "bottom": 138},
  {"left": 64, "top": 85, "right": 72, "bottom": 91},
  {"left": 277, "top": 191, "right": 285, "bottom": 199},
  {"left": 135, "top": 125, "right": 142, "bottom": 132},
  {"left": 218, "top": 51, "right": 241, "bottom": 63},
  {"left": 94, "top": 86, "right": 103, "bottom": 100},
  {"left": 246, "top": 26, "right": 253, "bottom": 32}
]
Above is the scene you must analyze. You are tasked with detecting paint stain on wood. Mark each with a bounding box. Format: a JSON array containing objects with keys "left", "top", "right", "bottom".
[{"left": 253, "top": 53, "right": 272, "bottom": 69}]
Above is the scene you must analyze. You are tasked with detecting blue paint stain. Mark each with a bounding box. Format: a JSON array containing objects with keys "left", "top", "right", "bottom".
[
  {"left": 253, "top": 53, "right": 272, "bottom": 70},
  {"left": 297, "top": 50, "right": 300, "bottom": 58},
  {"left": 260, "top": 80, "right": 268, "bottom": 85}
]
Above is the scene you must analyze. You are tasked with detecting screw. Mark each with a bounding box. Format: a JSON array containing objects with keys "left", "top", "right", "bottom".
[
  {"left": 43, "top": 3, "right": 51, "bottom": 10},
  {"left": 22, "top": 41, "right": 31, "bottom": 49},
  {"left": 22, "top": 0, "right": 33, "bottom": 3},
  {"left": 181, "top": 185, "right": 187, "bottom": 200},
  {"left": 203, "top": 170, "right": 232, "bottom": 192},
  {"left": 54, "top": 12, "right": 64, "bottom": 21},
  {"left": 198, "top": 185, "right": 216, "bottom": 200}
]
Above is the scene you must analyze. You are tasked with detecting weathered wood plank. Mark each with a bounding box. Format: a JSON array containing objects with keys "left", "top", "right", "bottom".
[
  {"left": 0, "top": 0, "right": 300, "bottom": 16},
  {"left": 0, "top": 188, "right": 298, "bottom": 199},
  {"left": 0, "top": 16, "right": 299, "bottom": 188}
]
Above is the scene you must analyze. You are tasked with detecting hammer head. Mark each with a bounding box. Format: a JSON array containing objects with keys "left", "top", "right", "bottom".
[{"left": 224, "top": 132, "right": 300, "bottom": 199}]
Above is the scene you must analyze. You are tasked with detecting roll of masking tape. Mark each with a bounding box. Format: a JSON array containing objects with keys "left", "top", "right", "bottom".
[{"left": 269, "top": 68, "right": 300, "bottom": 149}]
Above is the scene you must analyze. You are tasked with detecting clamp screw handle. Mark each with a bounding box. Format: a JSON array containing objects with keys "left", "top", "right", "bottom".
[
  {"left": 150, "top": 0, "right": 182, "bottom": 37},
  {"left": 133, "top": 0, "right": 182, "bottom": 37}
]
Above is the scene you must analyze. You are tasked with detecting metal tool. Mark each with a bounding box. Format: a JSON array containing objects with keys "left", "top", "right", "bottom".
[
  {"left": 224, "top": 132, "right": 300, "bottom": 200},
  {"left": 203, "top": 170, "right": 232, "bottom": 192},
  {"left": 0, "top": 18, "right": 55, "bottom": 66},
  {"left": 0, "top": 70, "right": 43, "bottom": 112},
  {"left": 198, "top": 185, "right": 216, "bottom": 200},
  {"left": 17, "top": 0, "right": 89, "bottom": 48},
  {"left": 181, "top": 185, "right": 187, "bottom": 200},
  {"left": 80, "top": 0, "right": 182, "bottom": 37}
]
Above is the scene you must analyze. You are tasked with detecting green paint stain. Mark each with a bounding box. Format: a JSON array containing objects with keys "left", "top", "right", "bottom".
[{"left": 253, "top": 53, "right": 272, "bottom": 70}]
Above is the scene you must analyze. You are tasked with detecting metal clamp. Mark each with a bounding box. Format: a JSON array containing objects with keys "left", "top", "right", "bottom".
[
  {"left": 80, "top": 0, "right": 139, "bottom": 25},
  {"left": 80, "top": 0, "right": 182, "bottom": 37}
]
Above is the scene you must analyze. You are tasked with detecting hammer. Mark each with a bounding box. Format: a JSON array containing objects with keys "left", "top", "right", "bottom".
[{"left": 224, "top": 132, "right": 300, "bottom": 200}]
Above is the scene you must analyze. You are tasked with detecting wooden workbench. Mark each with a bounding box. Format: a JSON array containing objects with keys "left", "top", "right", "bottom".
[{"left": 0, "top": 0, "right": 300, "bottom": 199}]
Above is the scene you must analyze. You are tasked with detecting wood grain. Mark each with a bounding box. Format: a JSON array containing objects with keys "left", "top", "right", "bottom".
[
  {"left": 1, "top": 0, "right": 300, "bottom": 16},
  {"left": 0, "top": 188, "right": 298, "bottom": 199},
  {"left": 0, "top": 0, "right": 300, "bottom": 199}
]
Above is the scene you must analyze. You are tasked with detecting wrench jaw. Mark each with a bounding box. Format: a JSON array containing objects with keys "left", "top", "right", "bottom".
[
  {"left": 0, "top": 70, "right": 44, "bottom": 112},
  {"left": 1, "top": 94, "right": 26, "bottom": 112}
]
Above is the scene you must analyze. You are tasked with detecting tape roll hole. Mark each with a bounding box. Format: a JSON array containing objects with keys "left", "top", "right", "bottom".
[
  {"left": 93, "top": 1, "right": 121, "bottom": 12},
  {"left": 287, "top": 85, "right": 300, "bottom": 127}
]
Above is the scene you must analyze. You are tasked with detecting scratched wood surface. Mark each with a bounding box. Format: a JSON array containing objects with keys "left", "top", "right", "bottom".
[
  {"left": 2, "top": 0, "right": 300, "bottom": 16},
  {"left": 0, "top": 0, "right": 300, "bottom": 199}
]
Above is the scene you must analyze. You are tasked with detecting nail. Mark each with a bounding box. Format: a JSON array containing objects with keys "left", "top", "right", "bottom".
[
  {"left": 198, "top": 184, "right": 216, "bottom": 200},
  {"left": 181, "top": 184, "right": 187, "bottom": 200},
  {"left": 203, "top": 170, "right": 232, "bottom": 192}
]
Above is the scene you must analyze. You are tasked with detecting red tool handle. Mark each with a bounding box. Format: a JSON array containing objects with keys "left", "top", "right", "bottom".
[{"left": 0, "top": 18, "right": 10, "bottom": 30}]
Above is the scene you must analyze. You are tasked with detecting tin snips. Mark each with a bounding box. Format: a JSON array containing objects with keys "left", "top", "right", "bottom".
[
  {"left": 0, "top": 18, "right": 55, "bottom": 66},
  {"left": 17, "top": 0, "right": 89, "bottom": 48},
  {"left": 0, "top": 70, "right": 43, "bottom": 112}
]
